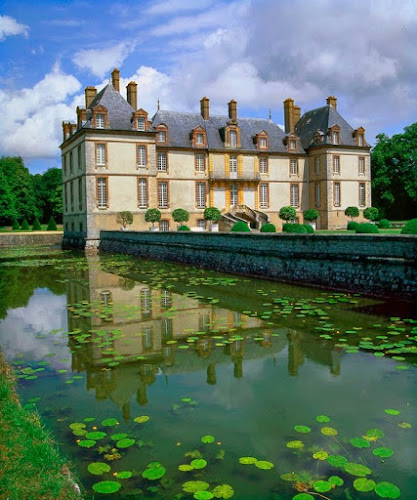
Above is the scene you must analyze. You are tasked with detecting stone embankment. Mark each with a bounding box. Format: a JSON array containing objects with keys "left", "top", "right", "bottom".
[{"left": 0, "top": 232, "right": 63, "bottom": 247}]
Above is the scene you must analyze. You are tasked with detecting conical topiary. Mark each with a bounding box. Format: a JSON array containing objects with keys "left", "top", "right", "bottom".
[
  {"left": 21, "top": 218, "right": 30, "bottom": 230},
  {"left": 32, "top": 217, "right": 42, "bottom": 230},
  {"left": 12, "top": 218, "right": 21, "bottom": 231},
  {"left": 46, "top": 216, "right": 57, "bottom": 231}
]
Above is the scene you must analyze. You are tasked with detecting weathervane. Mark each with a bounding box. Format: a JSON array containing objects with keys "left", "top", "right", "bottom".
[{"left": 157, "top": 98, "right": 160, "bottom": 110}]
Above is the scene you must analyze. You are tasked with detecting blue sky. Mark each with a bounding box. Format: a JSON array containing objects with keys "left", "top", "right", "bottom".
[{"left": 1, "top": 0, "right": 416, "bottom": 174}]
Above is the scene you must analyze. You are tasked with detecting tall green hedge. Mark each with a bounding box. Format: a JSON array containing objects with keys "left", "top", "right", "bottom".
[
  {"left": 32, "top": 217, "right": 42, "bottom": 230},
  {"left": 47, "top": 216, "right": 57, "bottom": 231}
]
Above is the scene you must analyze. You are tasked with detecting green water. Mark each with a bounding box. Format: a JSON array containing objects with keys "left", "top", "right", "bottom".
[{"left": 0, "top": 247, "right": 416, "bottom": 500}]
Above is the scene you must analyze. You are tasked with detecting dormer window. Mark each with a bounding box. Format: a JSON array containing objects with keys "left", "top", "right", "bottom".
[
  {"left": 192, "top": 126, "right": 206, "bottom": 147},
  {"left": 230, "top": 130, "right": 237, "bottom": 147},
  {"left": 92, "top": 105, "right": 108, "bottom": 129},
  {"left": 156, "top": 123, "right": 168, "bottom": 144},
  {"left": 354, "top": 127, "right": 366, "bottom": 147},
  {"left": 137, "top": 117, "right": 146, "bottom": 131},
  {"left": 289, "top": 139, "right": 297, "bottom": 150},
  {"left": 224, "top": 125, "right": 240, "bottom": 148},
  {"left": 286, "top": 134, "right": 298, "bottom": 152},
  {"left": 332, "top": 131, "right": 339, "bottom": 145},
  {"left": 259, "top": 138, "right": 267, "bottom": 148},
  {"left": 96, "top": 114, "right": 104, "bottom": 129},
  {"left": 158, "top": 131, "right": 166, "bottom": 142},
  {"left": 196, "top": 133, "right": 204, "bottom": 145},
  {"left": 256, "top": 130, "right": 269, "bottom": 150},
  {"left": 329, "top": 125, "right": 341, "bottom": 145},
  {"left": 133, "top": 109, "right": 149, "bottom": 132}
]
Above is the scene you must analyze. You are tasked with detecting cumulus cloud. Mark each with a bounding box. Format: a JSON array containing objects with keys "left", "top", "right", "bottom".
[
  {"left": 0, "top": 15, "right": 29, "bottom": 41},
  {"left": 73, "top": 42, "right": 135, "bottom": 77}
]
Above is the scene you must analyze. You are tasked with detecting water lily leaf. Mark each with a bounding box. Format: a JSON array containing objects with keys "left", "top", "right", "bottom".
[
  {"left": 294, "top": 425, "right": 311, "bottom": 434},
  {"left": 354, "top": 478, "right": 376, "bottom": 492},
  {"left": 328, "top": 476, "right": 344, "bottom": 486},
  {"left": 142, "top": 462, "right": 166, "bottom": 480},
  {"left": 179, "top": 464, "right": 194, "bottom": 471},
  {"left": 344, "top": 462, "right": 372, "bottom": 477},
  {"left": 254, "top": 460, "right": 274, "bottom": 470},
  {"left": 292, "top": 494, "right": 314, "bottom": 500},
  {"left": 373, "top": 447, "right": 394, "bottom": 458},
  {"left": 185, "top": 450, "right": 203, "bottom": 459},
  {"left": 327, "top": 455, "right": 347, "bottom": 467},
  {"left": 84, "top": 417, "right": 95, "bottom": 422},
  {"left": 313, "top": 480, "right": 331, "bottom": 493},
  {"left": 110, "top": 433, "right": 128, "bottom": 441},
  {"left": 350, "top": 437, "right": 370, "bottom": 448},
  {"left": 183, "top": 481, "right": 210, "bottom": 493},
  {"left": 286, "top": 440, "right": 304, "bottom": 449},
  {"left": 375, "top": 481, "right": 401, "bottom": 498},
  {"left": 201, "top": 435, "right": 215, "bottom": 444},
  {"left": 312, "top": 451, "right": 328, "bottom": 460},
  {"left": 316, "top": 415, "right": 330, "bottom": 423},
  {"left": 398, "top": 422, "right": 412, "bottom": 429},
  {"left": 134, "top": 415, "right": 150, "bottom": 424},
  {"left": 191, "top": 459, "right": 207, "bottom": 469},
  {"left": 72, "top": 429, "right": 87, "bottom": 437},
  {"left": 92, "top": 480, "right": 121, "bottom": 494},
  {"left": 86, "top": 431, "right": 107, "bottom": 440},
  {"left": 239, "top": 457, "right": 257, "bottom": 464},
  {"left": 69, "top": 422, "right": 86, "bottom": 430},
  {"left": 213, "top": 484, "right": 234, "bottom": 499},
  {"left": 88, "top": 462, "right": 111, "bottom": 475},
  {"left": 321, "top": 427, "right": 338, "bottom": 436},
  {"left": 194, "top": 491, "right": 214, "bottom": 500},
  {"left": 101, "top": 418, "right": 119, "bottom": 426},
  {"left": 116, "top": 438, "right": 135, "bottom": 449},
  {"left": 384, "top": 409, "right": 400, "bottom": 415},
  {"left": 365, "top": 428, "right": 385, "bottom": 441},
  {"left": 115, "top": 471, "right": 133, "bottom": 479},
  {"left": 78, "top": 439, "right": 96, "bottom": 448}
]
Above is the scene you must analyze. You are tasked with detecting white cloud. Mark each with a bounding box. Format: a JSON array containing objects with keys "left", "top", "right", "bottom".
[
  {"left": 0, "top": 15, "right": 29, "bottom": 41},
  {"left": 144, "top": 0, "right": 215, "bottom": 16},
  {"left": 73, "top": 42, "right": 135, "bottom": 77}
]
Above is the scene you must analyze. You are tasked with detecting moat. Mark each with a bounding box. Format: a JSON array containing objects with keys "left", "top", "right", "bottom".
[{"left": 0, "top": 246, "right": 416, "bottom": 499}]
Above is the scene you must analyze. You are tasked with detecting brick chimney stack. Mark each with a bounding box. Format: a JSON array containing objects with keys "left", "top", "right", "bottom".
[
  {"left": 293, "top": 105, "right": 301, "bottom": 126},
  {"left": 112, "top": 68, "right": 120, "bottom": 92},
  {"left": 283, "top": 98, "right": 295, "bottom": 134},
  {"left": 127, "top": 81, "right": 138, "bottom": 110},
  {"left": 326, "top": 96, "right": 337, "bottom": 109},
  {"left": 200, "top": 97, "right": 210, "bottom": 120},
  {"left": 85, "top": 86, "right": 97, "bottom": 108},
  {"left": 228, "top": 100, "right": 237, "bottom": 122}
]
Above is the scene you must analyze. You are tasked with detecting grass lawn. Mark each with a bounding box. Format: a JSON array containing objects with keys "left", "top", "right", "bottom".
[
  {"left": 0, "top": 225, "right": 63, "bottom": 232},
  {"left": 315, "top": 228, "right": 402, "bottom": 234}
]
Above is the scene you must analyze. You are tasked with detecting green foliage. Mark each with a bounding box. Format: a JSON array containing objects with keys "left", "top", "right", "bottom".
[
  {"left": 204, "top": 207, "right": 222, "bottom": 222},
  {"left": 283, "top": 223, "right": 307, "bottom": 233},
  {"left": 345, "top": 206, "right": 360, "bottom": 219},
  {"left": 401, "top": 219, "right": 417, "bottom": 234},
  {"left": 303, "top": 209, "right": 318, "bottom": 221},
  {"left": 12, "top": 218, "right": 21, "bottom": 231},
  {"left": 347, "top": 221, "right": 360, "bottom": 231},
  {"left": 33, "top": 168, "right": 63, "bottom": 223},
  {"left": 178, "top": 225, "right": 190, "bottom": 231},
  {"left": 145, "top": 208, "right": 162, "bottom": 227},
  {"left": 260, "top": 223, "right": 276, "bottom": 233},
  {"left": 231, "top": 221, "right": 250, "bottom": 232},
  {"left": 302, "top": 224, "right": 314, "bottom": 233},
  {"left": 172, "top": 208, "right": 190, "bottom": 224},
  {"left": 21, "top": 218, "right": 30, "bottom": 230},
  {"left": 378, "top": 219, "right": 391, "bottom": 228},
  {"left": 32, "top": 217, "right": 42, "bottom": 230},
  {"left": 356, "top": 223, "right": 380, "bottom": 234},
  {"left": 116, "top": 211, "right": 133, "bottom": 228},
  {"left": 0, "top": 169, "right": 16, "bottom": 224},
  {"left": 279, "top": 206, "right": 297, "bottom": 222},
  {"left": 363, "top": 207, "right": 379, "bottom": 222},
  {"left": 46, "top": 216, "right": 57, "bottom": 231}
]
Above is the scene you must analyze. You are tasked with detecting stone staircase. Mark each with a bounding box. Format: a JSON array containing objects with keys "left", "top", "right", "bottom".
[{"left": 219, "top": 205, "right": 268, "bottom": 231}]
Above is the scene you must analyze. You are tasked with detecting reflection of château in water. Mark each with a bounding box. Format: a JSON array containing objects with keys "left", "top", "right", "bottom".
[{"left": 67, "top": 256, "right": 343, "bottom": 419}]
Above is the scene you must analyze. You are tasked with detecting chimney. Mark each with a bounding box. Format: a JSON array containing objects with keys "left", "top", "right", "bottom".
[
  {"left": 228, "top": 99, "right": 237, "bottom": 122},
  {"left": 200, "top": 97, "right": 210, "bottom": 120},
  {"left": 62, "top": 121, "right": 71, "bottom": 142},
  {"left": 76, "top": 107, "right": 86, "bottom": 129},
  {"left": 112, "top": 68, "right": 120, "bottom": 92},
  {"left": 326, "top": 96, "right": 337, "bottom": 109},
  {"left": 283, "top": 98, "right": 294, "bottom": 133},
  {"left": 127, "top": 81, "right": 138, "bottom": 110},
  {"left": 293, "top": 105, "right": 301, "bottom": 126},
  {"left": 85, "top": 86, "right": 97, "bottom": 108}
]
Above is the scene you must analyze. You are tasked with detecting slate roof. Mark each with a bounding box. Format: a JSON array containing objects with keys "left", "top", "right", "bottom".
[
  {"left": 151, "top": 110, "right": 300, "bottom": 153},
  {"left": 295, "top": 105, "right": 370, "bottom": 150}
]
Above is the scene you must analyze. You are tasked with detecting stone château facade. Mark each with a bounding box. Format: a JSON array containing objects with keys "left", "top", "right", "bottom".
[{"left": 61, "top": 69, "right": 371, "bottom": 249}]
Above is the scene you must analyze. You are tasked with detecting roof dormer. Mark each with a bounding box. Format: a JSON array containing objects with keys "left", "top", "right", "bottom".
[
  {"left": 91, "top": 105, "right": 109, "bottom": 129},
  {"left": 155, "top": 123, "right": 168, "bottom": 144},
  {"left": 255, "top": 130, "right": 269, "bottom": 150},
  {"left": 284, "top": 132, "right": 299, "bottom": 152},
  {"left": 191, "top": 125, "right": 207, "bottom": 148},
  {"left": 353, "top": 127, "right": 366, "bottom": 147},
  {"left": 328, "top": 124, "right": 341, "bottom": 145},
  {"left": 132, "top": 109, "right": 149, "bottom": 131}
]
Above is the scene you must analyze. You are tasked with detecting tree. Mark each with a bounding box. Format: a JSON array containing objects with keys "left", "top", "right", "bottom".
[
  {"left": 172, "top": 208, "right": 189, "bottom": 227},
  {"left": 47, "top": 216, "right": 57, "bottom": 231},
  {"left": 371, "top": 124, "right": 417, "bottom": 219},
  {"left": 344, "top": 206, "right": 360, "bottom": 220},
  {"left": 0, "top": 169, "right": 16, "bottom": 225},
  {"left": 32, "top": 217, "right": 42, "bottom": 230},
  {"left": 363, "top": 207, "right": 379, "bottom": 222},
  {"left": 279, "top": 206, "right": 297, "bottom": 223},
  {"left": 303, "top": 209, "right": 318, "bottom": 222},
  {"left": 116, "top": 211, "right": 133, "bottom": 229},
  {"left": 33, "top": 168, "right": 63, "bottom": 223},
  {"left": 204, "top": 207, "right": 222, "bottom": 230},
  {"left": 145, "top": 208, "right": 161, "bottom": 228}
]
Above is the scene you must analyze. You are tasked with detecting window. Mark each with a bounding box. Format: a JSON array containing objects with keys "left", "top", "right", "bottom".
[
  {"left": 100, "top": 291, "right": 111, "bottom": 308},
  {"left": 157, "top": 131, "right": 166, "bottom": 143},
  {"left": 69, "top": 152, "right": 73, "bottom": 173},
  {"left": 290, "top": 184, "right": 299, "bottom": 207},
  {"left": 289, "top": 139, "right": 297, "bottom": 150},
  {"left": 195, "top": 154, "right": 205, "bottom": 172},
  {"left": 78, "top": 178, "right": 82, "bottom": 211},
  {"left": 332, "top": 131, "right": 339, "bottom": 145},
  {"left": 315, "top": 157, "right": 320, "bottom": 176},
  {"left": 96, "top": 114, "right": 104, "bottom": 129},
  {"left": 137, "top": 117, "right": 146, "bottom": 131},
  {"left": 229, "top": 155, "right": 237, "bottom": 173},
  {"left": 160, "top": 220, "right": 169, "bottom": 231},
  {"left": 333, "top": 156, "right": 340, "bottom": 175},
  {"left": 78, "top": 145, "right": 82, "bottom": 171},
  {"left": 196, "top": 182, "right": 206, "bottom": 208},
  {"left": 230, "top": 130, "right": 237, "bottom": 147},
  {"left": 96, "top": 144, "right": 106, "bottom": 166},
  {"left": 259, "top": 137, "right": 267, "bottom": 148},
  {"left": 315, "top": 182, "right": 321, "bottom": 207},
  {"left": 359, "top": 183, "right": 366, "bottom": 207},
  {"left": 70, "top": 181, "right": 74, "bottom": 212},
  {"left": 137, "top": 146, "right": 147, "bottom": 168},
  {"left": 157, "top": 152, "right": 167, "bottom": 171},
  {"left": 196, "top": 133, "right": 204, "bottom": 145},
  {"left": 140, "top": 288, "right": 151, "bottom": 319},
  {"left": 138, "top": 178, "right": 148, "bottom": 208},
  {"left": 259, "top": 157, "right": 268, "bottom": 174},
  {"left": 259, "top": 183, "right": 268, "bottom": 208},
  {"left": 290, "top": 159, "right": 298, "bottom": 176},
  {"left": 160, "top": 290, "right": 171, "bottom": 309},
  {"left": 334, "top": 182, "right": 341, "bottom": 207},
  {"left": 197, "top": 219, "right": 206, "bottom": 230},
  {"left": 162, "top": 318, "right": 173, "bottom": 340},
  {"left": 143, "top": 328, "right": 153, "bottom": 351},
  {"left": 358, "top": 157, "right": 365, "bottom": 175},
  {"left": 97, "top": 177, "right": 108, "bottom": 209},
  {"left": 230, "top": 183, "right": 238, "bottom": 206},
  {"left": 158, "top": 182, "right": 168, "bottom": 208},
  {"left": 358, "top": 134, "right": 364, "bottom": 146}
]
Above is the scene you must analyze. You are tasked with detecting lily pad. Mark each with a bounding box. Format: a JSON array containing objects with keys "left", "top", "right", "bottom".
[
  {"left": 92, "top": 481, "right": 121, "bottom": 494},
  {"left": 373, "top": 447, "right": 394, "bottom": 458},
  {"left": 327, "top": 454, "right": 347, "bottom": 467},
  {"left": 312, "top": 451, "right": 328, "bottom": 460},
  {"left": 213, "top": 484, "right": 234, "bottom": 499},
  {"left": 292, "top": 494, "right": 314, "bottom": 500},
  {"left": 375, "top": 481, "right": 401, "bottom": 498},
  {"left": 281, "top": 473, "right": 300, "bottom": 482},
  {"left": 384, "top": 409, "right": 400, "bottom": 415},
  {"left": 142, "top": 461, "right": 166, "bottom": 480},
  {"left": 239, "top": 457, "right": 257, "bottom": 464},
  {"left": 191, "top": 459, "right": 207, "bottom": 469},
  {"left": 350, "top": 437, "right": 371, "bottom": 448},
  {"left": 69, "top": 422, "right": 86, "bottom": 430},
  {"left": 365, "top": 428, "right": 385, "bottom": 440},
  {"left": 254, "top": 460, "right": 274, "bottom": 470},
  {"left": 116, "top": 438, "right": 135, "bottom": 449},
  {"left": 134, "top": 415, "right": 150, "bottom": 424},
  {"left": 313, "top": 480, "right": 331, "bottom": 493},
  {"left": 86, "top": 431, "right": 107, "bottom": 440},
  {"left": 183, "top": 481, "right": 210, "bottom": 493},
  {"left": 286, "top": 440, "right": 304, "bottom": 449},
  {"left": 321, "top": 427, "right": 338, "bottom": 436},
  {"left": 78, "top": 439, "right": 96, "bottom": 448},
  {"left": 354, "top": 478, "right": 376, "bottom": 492},
  {"left": 344, "top": 462, "right": 372, "bottom": 477},
  {"left": 110, "top": 433, "right": 128, "bottom": 441},
  {"left": 179, "top": 464, "right": 194, "bottom": 471},
  {"left": 101, "top": 418, "right": 119, "bottom": 426},
  {"left": 115, "top": 471, "right": 133, "bottom": 479},
  {"left": 328, "top": 476, "right": 344, "bottom": 486},
  {"left": 87, "top": 462, "right": 111, "bottom": 475},
  {"left": 201, "top": 435, "right": 215, "bottom": 444},
  {"left": 398, "top": 422, "right": 412, "bottom": 429},
  {"left": 294, "top": 425, "right": 311, "bottom": 434},
  {"left": 194, "top": 492, "right": 214, "bottom": 500},
  {"left": 316, "top": 415, "right": 330, "bottom": 423}
]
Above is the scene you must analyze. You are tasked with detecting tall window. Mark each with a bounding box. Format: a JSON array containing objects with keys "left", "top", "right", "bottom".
[
  {"left": 230, "top": 183, "right": 238, "bottom": 206},
  {"left": 140, "top": 288, "right": 151, "bottom": 319},
  {"left": 315, "top": 182, "right": 321, "bottom": 207},
  {"left": 162, "top": 318, "right": 173, "bottom": 340},
  {"left": 358, "top": 134, "right": 364, "bottom": 146},
  {"left": 196, "top": 133, "right": 204, "bottom": 145},
  {"left": 96, "top": 144, "right": 106, "bottom": 166},
  {"left": 96, "top": 114, "right": 104, "bottom": 129},
  {"left": 97, "top": 177, "right": 108, "bottom": 209},
  {"left": 137, "top": 146, "right": 147, "bottom": 168},
  {"left": 334, "top": 182, "right": 341, "bottom": 207},
  {"left": 229, "top": 155, "right": 237, "bottom": 173},
  {"left": 259, "top": 157, "right": 268, "bottom": 174},
  {"left": 69, "top": 152, "right": 73, "bottom": 173},
  {"left": 78, "top": 178, "right": 82, "bottom": 211},
  {"left": 333, "top": 156, "right": 340, "bottom": 175},
  {"left": 196, "top": 182, "right": 206, "bottom": 208},
  {"left": 359, "top": 183, "right": 366, "bottom": 207},
  {"left": 195, "top": 154, "right": 205, "bottom": 172},
  {"left": 137, "top": 117, "right": 146, "bottom": 131},
  {"left": 259, "top": 137, "right": 267, "bottom": 148},
  {"left": 160, "top": 220, "right": 169, "bottom": 231},
  {"left": 78, "top": 145, "right": 82, "bottom": 170},
  {"left": 290, "top": 184, "right": 299, "bottom": 207},
  {"left": 157, "top": 131, "right": 166, "bottom": 143},
  {"left": 290, "top": 159, "right": 298, "bottom": 176},
  {"left": 143, "top": 328, "right": 153, "bottom": 351},
  {"left": 158, "top": 182, "right": 168, "bottom": 208},
  {"left": 289, "top": 139, "right": 297, "bottom": 150},
  {"left": 160, "top": 290, "right": 171, "bottom": 309},
  {"left": 358, "top": 157, "right": 365, "bottom": 175},
  {"left": 138, "top": 178, "right": 148, "bottom": 208},
  {"left": 315, "top": 157, "right": 320, "bottom": 176},
  {"left": 70, "top": 181, "right": 74, "bottom": 212},
  {"left": 157, "top": 152, "right": 167, "bottom": 171},
  {"left": 332, "top": 130, "right": 339, "bottom": 145},
  {"left": 259, "top": 183, "right": 268, "bottom": 208},
  {"left": 230, "top": 130, "right": 237, "bottom": 147},
  {"left": 197, "top": 219, "right": 206, "bottom": 230}
]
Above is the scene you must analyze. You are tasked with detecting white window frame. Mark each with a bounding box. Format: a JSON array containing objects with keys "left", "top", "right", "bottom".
[
  {"left": 97, "top": 177, "right": 107, "bottom": 209},
  {"left": 259, "top": 157, "right": 268, "bottom": 174},
  {"left": 157, "top": 152, "right": 167, "bottom": 171},
  {"left": 333, "top": 156, "right": 340, "bottom": 175},
  {"left": 315, "top": 157, "right": 320, "bottom": 176},
  {"left": 332, "top": 131, "right": 339, "bottom": 145},
  {"left": 230, "top": 183, "right": 238, "bottom": 206},
  {"left": 334, "top": 182, "right": 341, "bottom": 207},
  {"left": 138, "top": 178, "right": 148, "bottom": 208},
  {"left": 290, "top": 158, "right": 298, "bottom": 176},
  {"left": 138, "top": 146, "right": 147, "bottom": 168},
  {"left": 259, "top": 183, "right": 268, "bottom": 209},
  {"left": 229, "top": 155, "right": 237, "bottom": 173},
  {"left": 157, "top": 131, "right": 166, "bottom": 143},
  {"left": 196, "top": 182, "right": 206, "bottom": 208},
  {"left": 259, "top": 137, "right": 267, "bottom": 148},
  {"left": 195, "top": 154, "right": 205, "bottom": 172},
  {"left": 96, "top": 144, "right": 106, "bottom": 166},
  {"left": 196, "top": 133, "right": 204, "bottom": 145},
  {"left": 358, "top": 157, "right": 365, "bottom": 175},
  {"left": 158, "top": 182, "right": 168, "bottom": 208},
  {"left": 197, "top": 219, "right": 206, "bottom": 230},
  {"left": 290, "top": 184, "right": 299, "bottom": 207},
  {"left": 359, "top": 183, "right": 366, "bottom": 207},
  {"left": 137, "top": 117, "right": 146, "bottom": 131},
  {"left": 230, "top": 130, "right": 237, "bottom": 147},
  {"left": 160, "top": 220, "right": 169, "bottom": 232},
  {"left": 96, "top": 114, "right": 104, "bottom": 129}
]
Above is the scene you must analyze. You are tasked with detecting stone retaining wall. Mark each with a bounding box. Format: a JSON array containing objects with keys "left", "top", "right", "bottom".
[
  {"left": 99, "top": 231, "right": 417, "bottom": 299},
  {"left": 0, "top": 232, "right": 63, "bottom": 247}
]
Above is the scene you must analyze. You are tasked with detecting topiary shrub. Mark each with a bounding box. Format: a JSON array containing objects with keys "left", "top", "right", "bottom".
[
  {"left": 363, "top": 207, "right": 379, "bottom": 222},
  {"left": 116, "top": 211, "right": 133, "bottom": 229},
  {"left": 356, "top": 223, "right": 380, "bottom": 234},
  {"left": 283, "top": 223, "right": 307, "bottom": 233},
  {"left": 145, "top": 208, "right": 161, "bottom": 228},
  {"left": 21, "top": 218, "right": 30, "bottom": 230},
  {"left": 260, "top": 223, "right": 276, "bottom": 233},
  {"left": 172, "top": 208, "right": 190, "bottom": 226},
  {"left": 12, "top": 218, "right": 20, "bottom": 230},
  {"left": 302, "top": 224, "right": 314, "bottom": 233},
  {"left": 378, "top": 218, "right": 391, "bottom": 229},
  {"left": 32, "top": 217, "right": 42, "bottom": 230},
  {"left": 279, "top": 206, "right": 297, "bottom": 223},
  {"left": 47, "top": 216, "right": 57, "bottom": 231},
  {"left": 345, "top": 206, "right": 360, "bottom": 220},
  {"left": 347, "top": 221, "right": 360, "bottom": 231},
  {"left": 231, "top": 221, "right": 250, "bottom": 232},
  {"left": 401, "top": 219, "right": 417, "bottom": 234},
  {"left": 303, "top": 209, "right": 318, "bottom": 222},
  {"left": 178, "top": 225, "right": 190, "bottom": 231}
]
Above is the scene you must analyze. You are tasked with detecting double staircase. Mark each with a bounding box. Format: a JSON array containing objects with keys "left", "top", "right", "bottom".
[{"left": 219, "top": 205, "right": 268, "bottom": 231}]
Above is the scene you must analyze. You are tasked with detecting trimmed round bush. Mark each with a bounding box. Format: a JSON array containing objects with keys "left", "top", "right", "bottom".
[
  {"left": 12, "top": 218, "right": 20, "bottom": 230},
  {"left": 302, "top": 224, "right": 314, "bottom": 233},
  {"left": 303, "top": 209, "right": 318, "bottom": 222},
  {"left": 283, "top": 223, "right": 308, "bottom": 234},
  {"left": 356, "top": 223, "right": 380, "bottom": 234},
  {"left": 347, "top": 221, "right": 360, "bottom": 231},
  {"left": 231, "top": 221, "right": 251, "bottom": 232},
  {"left": 260, "top": 223, "right": 276, "bottom": 233},
  {"left": 21, "top": 218, "right": 30, "bottom": 230},
  {"left": 378, "top": 218, "right": 391, "bottom": 229},
  {"left": 32, "top": 217, "right": 42, "bottom": 230},
  {"left": 178, "top": 225, "right": 190, "bottom": 231},
  {"left": 401, "top": 219, "right": 417, "bottom": 235},
  {"left": 46, "top": 216, "right": 57, "bottom": 231}
]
